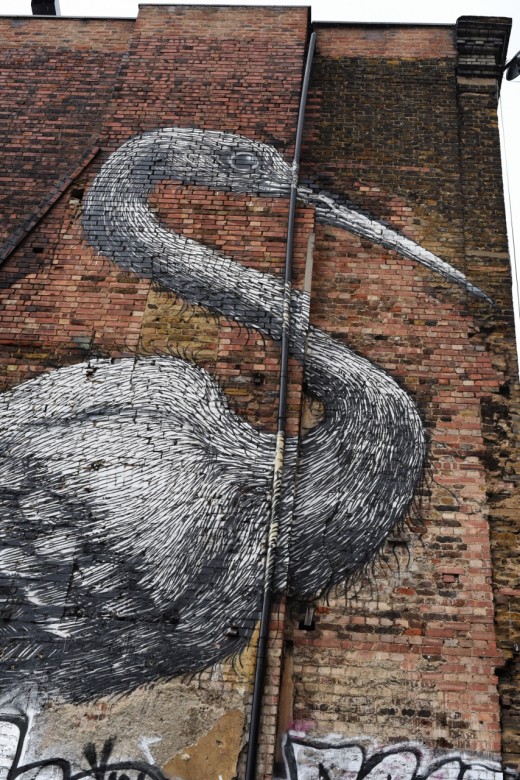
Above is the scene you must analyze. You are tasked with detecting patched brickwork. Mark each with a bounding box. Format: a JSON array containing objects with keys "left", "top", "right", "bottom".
[
  {"left": 282, "top": 18, "right": 517, "bottom": 772},
  {"left": 455, "top": 17, "right": 520, "bottom": 771},
  {"left": 0, "top": 7, "right": 309, "bottom": 780}
]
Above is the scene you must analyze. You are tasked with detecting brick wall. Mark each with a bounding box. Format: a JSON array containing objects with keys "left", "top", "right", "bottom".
[
  {"left": 0, "top": 7, "right": 309, "bottom": 779},
  {"left": 455, "top": 17, "right": 520, "bottom": 772},
  {"left": 281, "top": 17, "right": 518, "bottom": 778},
  {"left": 0, "top": 17, "right": 132, "bottom": 250},
  {"left": 0, "top": 9, "right": 517, "bottom": 780}
]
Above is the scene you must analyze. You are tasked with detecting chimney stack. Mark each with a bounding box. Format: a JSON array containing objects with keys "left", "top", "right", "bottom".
[{"left": 31, "top": 0, "right": 60, "bottom": 15}]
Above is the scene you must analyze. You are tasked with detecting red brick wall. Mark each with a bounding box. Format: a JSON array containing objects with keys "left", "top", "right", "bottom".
[
  {"left": 0, "top": 7, "right": 309, "bottom": 780},
  {"left": 0, "top": 17, "right": 132, "bottom": 249},
  {"left": 0, "top": 10, "right": 516, "bottom": 780},
  {"left": 455, "top": 17, "right": 520, "bottom": 771},
  {"left": 281, "top": 21, "right": 514, "bottom": 767}
]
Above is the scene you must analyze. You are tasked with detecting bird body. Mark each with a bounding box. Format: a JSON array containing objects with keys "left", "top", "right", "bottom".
[
  {"left": 0, "top": 126, "right": 488, "bottom": 702},
  {"left": 0, "top": 357, "right": 273, "bottom": 699}
]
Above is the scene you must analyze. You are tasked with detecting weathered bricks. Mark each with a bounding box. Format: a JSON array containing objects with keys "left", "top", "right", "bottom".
[
  {"left": 284, "top": 18, "right": 516, "bottom": 769},
  {"left": 0, "top": 7, "right": 517, "bottom": 780}
]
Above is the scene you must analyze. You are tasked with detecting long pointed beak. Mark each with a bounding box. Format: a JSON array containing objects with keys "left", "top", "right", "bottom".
[{"left": 298, "top": 186, "right": 493, "bottom": 306}]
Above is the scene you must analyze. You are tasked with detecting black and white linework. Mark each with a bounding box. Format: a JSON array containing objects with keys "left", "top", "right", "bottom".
[
  {"left": 282, "top": 731, "right": 507, "bottom": 780},
  {"left": 0, "top": 127, "right": 491, "bottom": 703}
]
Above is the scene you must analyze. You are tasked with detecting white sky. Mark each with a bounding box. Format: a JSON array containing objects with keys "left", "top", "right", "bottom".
[{"left": 1, "top": 0, "right": 519, "bottom": 351}]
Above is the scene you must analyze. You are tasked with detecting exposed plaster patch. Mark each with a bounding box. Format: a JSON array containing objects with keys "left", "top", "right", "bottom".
[
  {"left": 27, "top": 679, "right": 246, "bottom": 770},
  {"left": 162, "top": 710, "right": 244, "bottom": 780}
]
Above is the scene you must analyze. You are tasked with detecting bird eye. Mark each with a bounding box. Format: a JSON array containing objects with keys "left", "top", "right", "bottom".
[{"left": 228, "top": 152, "right": 260, "bottom": 173}]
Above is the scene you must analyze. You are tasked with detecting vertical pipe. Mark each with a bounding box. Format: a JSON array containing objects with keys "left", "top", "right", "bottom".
[{"left": 244, "top": 29, "right": 316, "bottom": 780}]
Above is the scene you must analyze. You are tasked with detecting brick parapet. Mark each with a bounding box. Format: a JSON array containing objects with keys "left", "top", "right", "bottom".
[
  {"left": 456, "top": 16, "right": 511, "bottom": 84},
  {"left": 315, "top": 24, "right": 455, "bottom": 59},
  {"left": 100, "top": 4, "right": 308, "bottom": 153},
  {"left": 0, "top": 16, "right": 133, "bottom": 50}
]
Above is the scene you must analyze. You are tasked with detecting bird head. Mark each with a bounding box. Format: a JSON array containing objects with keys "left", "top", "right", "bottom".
[
  {"left": 101, "top": 126, "right": 492, "bottom": 305},
  {"left": 125, "top": 127, "right": 294, "bottom": 198}
]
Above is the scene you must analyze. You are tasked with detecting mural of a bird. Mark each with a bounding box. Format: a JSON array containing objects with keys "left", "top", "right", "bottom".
[{"left": 0, "top": 127, "right": 489, "bottom": 705}]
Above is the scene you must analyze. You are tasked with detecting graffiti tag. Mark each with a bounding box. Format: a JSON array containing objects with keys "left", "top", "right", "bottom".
[
  {"left": 0, "top": 716, "right": 166, "bottom": 780},
  {"left": 282, "top": 732, "right": 515, "bottom": 780}
]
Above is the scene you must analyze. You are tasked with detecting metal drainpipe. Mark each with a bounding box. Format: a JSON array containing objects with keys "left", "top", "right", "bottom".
[{"left": 244, "top": 29, "right": 316, "bottom": 780}]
